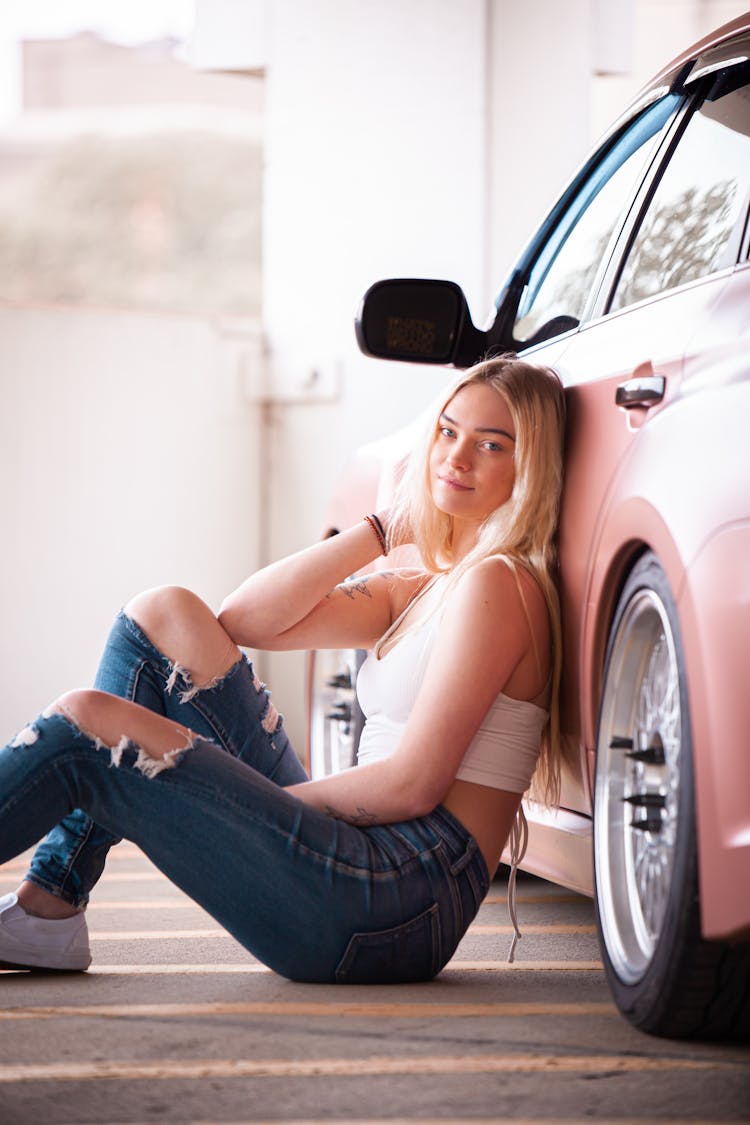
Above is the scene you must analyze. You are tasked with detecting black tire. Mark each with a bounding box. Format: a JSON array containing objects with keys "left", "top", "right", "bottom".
[
  {"left": 593, "top": 551, "right": 750, "bottom": 1039},
  {"left": 308, "top": 648, "right": 366, "bottom": 779}
]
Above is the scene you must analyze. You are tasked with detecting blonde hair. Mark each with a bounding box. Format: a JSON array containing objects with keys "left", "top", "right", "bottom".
[{"left": 389, "top": 354, "right": 566, "bottom": 804}]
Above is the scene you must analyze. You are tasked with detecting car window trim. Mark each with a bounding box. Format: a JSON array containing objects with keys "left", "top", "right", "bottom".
[
  {"left": 599, "top": 66, "right": 750, "bottom": 317},
  {"left": 594, "top": 90, "right": 704, "bottom": 318},
  {"left": 576, "top": 96, "right": 691, "bottom": 325},
  {"left": 487, "top": 92, "right": 686, "bottom": 355},
  {"left": 683, "top": 37, "right": 750, "bottom": 85},
  {"left": 740, "top": 195, "right": 750, "bottom": 264},
  {"left": 487, "top": 99, "right": 677, "bottom": 349}
]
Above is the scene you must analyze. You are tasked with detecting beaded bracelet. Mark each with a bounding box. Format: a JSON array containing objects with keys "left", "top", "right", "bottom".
[
  {"left": 363, "top": 514, "right": 387, "bottom": 556},
  {"left": 370, "top": 513, "right": 387, "bottom": 545}
]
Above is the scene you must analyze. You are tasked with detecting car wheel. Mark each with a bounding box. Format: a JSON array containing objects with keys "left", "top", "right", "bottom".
[
  {"left": 594, "top": 551, "right": 750, "bottom": 1038},
  {"left": 307, "top": 648, "right": 366, "bottom": 779}
]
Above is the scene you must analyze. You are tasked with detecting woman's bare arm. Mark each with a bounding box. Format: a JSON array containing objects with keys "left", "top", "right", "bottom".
[
  {"left": 218, "top": 515, "right": 418, "bottom": 652},
  {"left": 286, "top": 558, "right": 550, "bottom": 823}
]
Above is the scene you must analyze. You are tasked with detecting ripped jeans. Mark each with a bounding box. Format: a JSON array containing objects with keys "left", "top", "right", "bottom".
[{"left": 0, "top": 611, "right": 489, "bottom": 983}]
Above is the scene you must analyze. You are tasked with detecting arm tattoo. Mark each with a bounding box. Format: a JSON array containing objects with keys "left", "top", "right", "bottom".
[
  {"left": 325, "top": 804, "right": 380, "bottom": 827},
  {"left": 341, "top": 581, "right": 372, "bottom": 600},
  {"left": 335, "top": 571, "right": 396, "bottom": 601}
]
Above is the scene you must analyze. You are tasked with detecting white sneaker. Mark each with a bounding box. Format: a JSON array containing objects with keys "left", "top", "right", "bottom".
[{"left": 0, "top": 892, "right": 91, "bottom": 971}]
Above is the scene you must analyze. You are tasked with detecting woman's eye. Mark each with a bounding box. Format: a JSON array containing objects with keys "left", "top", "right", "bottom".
[
  {"left": 480, "top": 441, "right": 502, "bottom": 452},
  {"left": 439, "top": 426, "right": 456, "bottom": 439}
]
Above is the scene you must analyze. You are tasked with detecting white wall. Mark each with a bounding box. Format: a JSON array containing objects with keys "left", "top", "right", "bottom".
[
  {"left": 487, "top": 0, "right": 592, "bottom": 305},
  {"left": 0, "top": 306, "right": 264, "bottom": 738}
]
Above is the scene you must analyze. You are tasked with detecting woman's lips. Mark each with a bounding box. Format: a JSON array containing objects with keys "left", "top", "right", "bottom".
[{"left": 438, "top": 475, "right": 473, "bottom": 491}]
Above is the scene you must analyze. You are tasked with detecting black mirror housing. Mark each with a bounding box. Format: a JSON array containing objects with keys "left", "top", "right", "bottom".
[{"left": 355, "top": 279, "right": 487, "bottom": 368}]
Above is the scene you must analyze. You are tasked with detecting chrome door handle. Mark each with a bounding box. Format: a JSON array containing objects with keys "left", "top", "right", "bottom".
[{"left": 615, "top": 375, "right": 665, "bottom": 408}]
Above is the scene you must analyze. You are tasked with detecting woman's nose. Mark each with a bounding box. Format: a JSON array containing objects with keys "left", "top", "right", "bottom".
[{"left": 447, "top": 441, "right": 471, "bottom": 470}]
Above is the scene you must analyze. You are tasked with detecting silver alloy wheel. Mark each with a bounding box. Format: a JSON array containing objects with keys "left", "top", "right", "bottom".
[{"left": 594, "top": 587, "right": 682, "bottom": 985}]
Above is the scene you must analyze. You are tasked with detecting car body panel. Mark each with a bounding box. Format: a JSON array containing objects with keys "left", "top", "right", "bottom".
[
  {"left": 682, "top": 520, "right": 750, "bottom": 941},
  {"left": 565, "top": 271, "right": 733, "bottom": 752}
]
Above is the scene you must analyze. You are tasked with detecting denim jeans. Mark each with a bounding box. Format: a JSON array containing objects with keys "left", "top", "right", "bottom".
[{"left": 0, "top": 612, "right": 489, "bottom": 983}]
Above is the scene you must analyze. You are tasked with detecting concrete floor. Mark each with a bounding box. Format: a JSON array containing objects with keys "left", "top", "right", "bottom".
[{"left": 1, "top": 844, "right": 748, "bottom": 1124}]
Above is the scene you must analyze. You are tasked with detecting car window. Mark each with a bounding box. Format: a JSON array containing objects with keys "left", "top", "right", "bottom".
[
  {"left": 611, "top": 63, "right": 750, "bottom": 311},
  {"left": 513, "top": 95, "right": 680, "bottom": 345}
]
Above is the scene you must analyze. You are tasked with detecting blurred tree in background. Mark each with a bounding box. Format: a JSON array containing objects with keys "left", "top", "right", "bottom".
[{"left": 0, "top": 129, "right": 262, "bottom": 316}]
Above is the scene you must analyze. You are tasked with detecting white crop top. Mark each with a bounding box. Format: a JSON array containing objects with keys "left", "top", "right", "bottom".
[{"left": 356, "top": 604, "right": 548, "bottom": 794}]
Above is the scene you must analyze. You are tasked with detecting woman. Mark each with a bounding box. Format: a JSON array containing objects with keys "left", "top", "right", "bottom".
[{"left": 0, "top": 354, "right": 565, "bottom": 983}]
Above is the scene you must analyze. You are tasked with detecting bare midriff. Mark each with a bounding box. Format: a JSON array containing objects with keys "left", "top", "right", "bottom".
[{"left": 441, "top": 778, "right": 523, "bottom": 873}]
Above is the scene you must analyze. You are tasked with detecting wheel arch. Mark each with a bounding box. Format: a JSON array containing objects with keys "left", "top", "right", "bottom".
[
  {"left": 580, "top": 501, "right": 687, "bottom": 771},
  {"left": 583, "top": 500, "right": 750, "bottom": 942}
]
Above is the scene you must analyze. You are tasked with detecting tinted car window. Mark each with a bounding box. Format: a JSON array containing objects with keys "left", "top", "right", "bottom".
[
  {"left": 513, "top": 95, "right": 680, "bottom": 344},
  {"left": 611, "top": 64, "right": 750, "bottom": 311}
]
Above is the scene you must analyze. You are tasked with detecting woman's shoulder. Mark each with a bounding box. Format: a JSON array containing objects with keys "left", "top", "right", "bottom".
[
  {"left": 448, "top": 556, "right": 548, "bottom": 628},
  {"left": 442, "top": 558, "right": 551, "bottom": 696},
  {"left": 456, "top": 554, "right": 540, "bottom": 596}
]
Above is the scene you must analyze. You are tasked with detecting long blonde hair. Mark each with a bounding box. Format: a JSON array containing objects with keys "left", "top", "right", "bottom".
[{"left": 389, "top": 354, "right": 566, "bottom": 804}]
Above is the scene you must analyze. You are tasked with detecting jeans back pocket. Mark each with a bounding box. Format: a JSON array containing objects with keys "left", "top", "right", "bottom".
[{"left": 334, "top": 903, "right": 442, "bottom": 984}]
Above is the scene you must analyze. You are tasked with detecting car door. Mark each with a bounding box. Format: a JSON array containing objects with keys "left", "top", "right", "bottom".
[{"left": 497, "top": 51, "right": 750, "bottom": 815}]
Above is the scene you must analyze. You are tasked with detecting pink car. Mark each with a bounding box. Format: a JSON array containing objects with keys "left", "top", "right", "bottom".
[{"left": 307, "top": 14, "right": 750, "bottom": 1039}]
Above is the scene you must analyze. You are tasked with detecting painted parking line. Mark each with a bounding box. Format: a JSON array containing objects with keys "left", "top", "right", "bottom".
[
  {"left": 0, "top": 963, "right": 269, "bottom": 975},
  {"left": 89, "top": 929, "right": 227, "bottom": 939},
  {"left": 471, "top": 924, "right": 596, "bottom": 934},
  {"left": 74, "top": 924, "right": 596, "bottom": 939},
  {"left": 483, "top": 892, "right": 584, "bottom": 905},
  {"left": 88, "top": 900, "right": 205, "bottom": 910},
  {"left": 0, "top": 1054, "right": 736, "bottom": 1083},
  {"left": 0, "top": 999, "right": 616, "bottom": 1021},
  {"left": 447, "top": 960, "right": 602, "bottom": 971},
  {"left": 0, "top": 960, "right": 603, "bottom": 976},
  {"left": 81, "top": 897, "right": 587, "bottom": 911}
]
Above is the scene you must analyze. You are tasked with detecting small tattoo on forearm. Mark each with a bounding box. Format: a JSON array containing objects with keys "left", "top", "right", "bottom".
[
  {"left": 325, "top": 804, "right": 379, "bottom": 827},
  {"left": 340, "top": 580, "right": 373, "bottom": 600}
]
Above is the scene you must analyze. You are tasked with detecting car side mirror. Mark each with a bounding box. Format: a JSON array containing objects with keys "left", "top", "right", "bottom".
[{"left": 355, "top": 279, "right": 487, "bottom": 368}]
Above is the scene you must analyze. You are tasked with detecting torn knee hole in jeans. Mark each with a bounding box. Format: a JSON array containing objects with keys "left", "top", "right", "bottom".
[
  {"left": 9, "top": 704, "right": 200, "bottom": 779},
  {"left": 165, "top": 659, "right": 237, "bottom": 705},
  {"left": 164, "top": 655, "right": 281, "bottom": 734}
]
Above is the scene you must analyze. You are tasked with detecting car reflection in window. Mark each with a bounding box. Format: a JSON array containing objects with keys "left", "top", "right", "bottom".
[{"left": 611, "top": 64, "right": 750, "bottom": 311}]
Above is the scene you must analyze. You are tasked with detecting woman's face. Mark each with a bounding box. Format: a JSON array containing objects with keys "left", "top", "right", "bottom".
[{"left": 429, "top": 381, "right": 517, "bottom": 528}]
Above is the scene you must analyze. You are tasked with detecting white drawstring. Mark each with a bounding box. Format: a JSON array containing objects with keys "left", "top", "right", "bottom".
[{"left": 506, "top": 804, "right": 529, "bottom": 963}]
